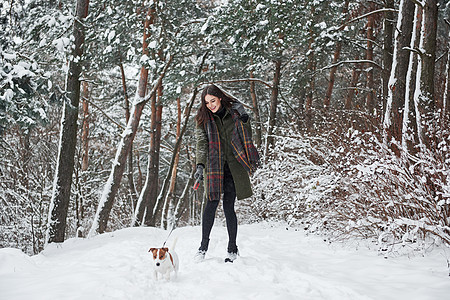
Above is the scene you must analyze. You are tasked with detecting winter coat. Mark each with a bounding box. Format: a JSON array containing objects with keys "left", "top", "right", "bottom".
[{"left": 196, "top": 107, "right": 253, "bottom": 200}]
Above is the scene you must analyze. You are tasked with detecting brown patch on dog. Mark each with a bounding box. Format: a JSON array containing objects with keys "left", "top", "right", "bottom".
[
  {"left": 149, "top": 248, "right": 158, "bottom": 260},
  {"left": 158, "top": 248, "right": 167, "bottom": 260},
  {"left": 149, "top": 248, "right": 169, "bottom": 260}
]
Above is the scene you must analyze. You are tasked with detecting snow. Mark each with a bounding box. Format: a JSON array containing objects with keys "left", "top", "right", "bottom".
[
  {"left": 256, "top": 4, "right": 265, "bottom": 11},
  {"left": 52, "top": 37, "right": 71, "bottom": 53},
  {"left": 1, "top": 223, "right": 449, "bottom": 300},
  {"left": 2, "top": 52, "right": 16, "bottom": 60},
  {"left": 107, "top": 30, "right": 116, "bottom": 43},
  {"left": 12, "top": 64, "right": 35, "bottom": 78}
]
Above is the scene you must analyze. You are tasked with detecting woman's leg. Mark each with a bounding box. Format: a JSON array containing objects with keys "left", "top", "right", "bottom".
[
  {"left": 223, "top": 163, "right": 238, "bottom": 253},
  {"left": 200, "top": 200, "right": 219, "bottom": 251}
]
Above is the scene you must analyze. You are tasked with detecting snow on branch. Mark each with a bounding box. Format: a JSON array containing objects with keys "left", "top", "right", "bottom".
[
  {"left": 133, "top": 54, "right": 174, "bottom": 105},
  {"left": 408, "top": 0, "right": 425, "bottom": 8},
  {"left": 320, "top": 60, "right": 382, "bottom": 72},
  {"left": 206, "top": 78, "right": 273, "bottom": 89},
  {"left": 338, "top": 8, "right": 399, "bottom": 30},
  {"left": 402, "top": 46, "right": 424, "bottom": 56}
]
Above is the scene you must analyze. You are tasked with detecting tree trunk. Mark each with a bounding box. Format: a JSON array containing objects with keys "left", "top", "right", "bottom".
[
  {"left": 120, "top": 61, "right": 130, "bottom": 122},
  {"left": 323, "top": 0, "right": 349, "bottom": 109},
  {"left": 46, "top": 0, "right": 89, "bottom": 244},
  {"left": 120, "top": 60, "right": 138, "bottom": 211},
  {"left": 415, "top": 0, "right": 438, "bottom": 149},
  {"left": 420, "top": 0, "right": 437, "bottom": 107},
  {"left": 135, "top": 82, "right": 164, "bottom": 227},
  {"left": 134, "top": 92, "right": 157, "bottom": 226},
  {"left": 305, "top": 10, "right": 316, "bottom": 129},
  {"left": 324, "top": 42, "right": 341, "bottom": 110},
  {"left": 249, "top": 61, "right": 262, "bottom": 148},
  {"left": 382, "top": 0, "right": 395, "bottom": 113},
  {"left": 161, "top": 97, "right": 182, "bottom": 229},
  {"left": 265, "top": 58, "right": 282, "bottom": 156},
  {"left": 81, "top": 81, "right": 89, "bottom": 171},
  {"left": 144, "top": 89, "right": 163, "bottom": 226},
  {"left": 345, "top": 57, "right": 362, "bottom": 110},
  {"left": 383, "top": 0, "right": 414, "bottom": 154},
  {"left": 444, "top": 37, "right": 450, "bottom": 116},
  {"left": 89, "top": 5, "right": 173, "bottom": 235},
  {"left": 365, "top": 2, "right": 375, "bottom": 114},
  {"left": 402, "top": 5, "right": 421, "bottom": 155}
]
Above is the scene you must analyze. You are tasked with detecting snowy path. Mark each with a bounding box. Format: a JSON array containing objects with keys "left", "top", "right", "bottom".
[{"left": 1, "top": 223, "right": 449, "bottom": 300}]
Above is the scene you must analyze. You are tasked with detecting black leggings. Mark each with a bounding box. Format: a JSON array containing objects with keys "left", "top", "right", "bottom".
[{"left": 200, "top": 163, "right": 238, "bottom": 253}]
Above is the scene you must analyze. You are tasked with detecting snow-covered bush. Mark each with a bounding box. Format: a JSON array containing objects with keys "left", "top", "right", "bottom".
[
  {"left": 248, "top": 111, "right": 450, "bottom": 253},
  {"left": 249, "top": 127, "right": 336, "bottom": 225}
]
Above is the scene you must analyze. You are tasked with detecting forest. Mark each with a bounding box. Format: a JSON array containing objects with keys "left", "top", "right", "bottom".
[{"left": 1, "top": 0, "right": 449, "bottom": 255}]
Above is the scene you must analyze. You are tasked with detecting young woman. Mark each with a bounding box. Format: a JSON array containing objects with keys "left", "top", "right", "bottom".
[{"left": 194, "top": 84, "right": 260, "bottom": 263}]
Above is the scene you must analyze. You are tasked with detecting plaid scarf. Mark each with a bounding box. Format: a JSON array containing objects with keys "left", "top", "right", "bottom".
[{"left": 205, "top": 109, "right": 260, "bottom": 201}]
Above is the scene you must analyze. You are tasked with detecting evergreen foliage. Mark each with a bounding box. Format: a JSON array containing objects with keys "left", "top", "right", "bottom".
[{"left": 1, "top": 0, "right": 449, "bottom": 254}]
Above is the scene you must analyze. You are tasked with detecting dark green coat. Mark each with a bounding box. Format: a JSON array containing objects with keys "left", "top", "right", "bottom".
[{"left": 196, "top": 108, "right": 253, "bottom": 200}]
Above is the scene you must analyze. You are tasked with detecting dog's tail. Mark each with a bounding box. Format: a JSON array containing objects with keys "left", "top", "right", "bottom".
[{"left": 170, "top": 236, "right": 178, "bottom": 251}]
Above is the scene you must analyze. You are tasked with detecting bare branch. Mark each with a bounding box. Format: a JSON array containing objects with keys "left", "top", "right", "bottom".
[
  {"left": 436, "top": 50, "right": 449, "bottom": 63},
  {"left": 320, "top": 59, "right": 382, "bottom": 71},
  {"left": 403, "top": 46, "right": 423, "bottom": 56},
  {"left": 408, "top": 0, "right": 424, "bottom": 8},
  {"left": 339, "top": 8, "right": 398, "bottom": 30},
  {"left": 204, "top": 78, "right": 273, "bottom": 89},
  {"left": 85, "top": 98, "right": 125, "bottom": 130}
]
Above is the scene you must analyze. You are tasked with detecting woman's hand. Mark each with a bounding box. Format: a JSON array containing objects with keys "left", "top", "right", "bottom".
[
  {"left": 194, "top": 164, "right": 204, "bottom": 181},
  {"left": 232, "top": 101, "right": 249, "bottom": 122}
]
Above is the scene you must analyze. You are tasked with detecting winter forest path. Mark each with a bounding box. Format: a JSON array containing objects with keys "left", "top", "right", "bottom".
[{"left": 1, "top": 223, "right": 449, "bottom": 300}]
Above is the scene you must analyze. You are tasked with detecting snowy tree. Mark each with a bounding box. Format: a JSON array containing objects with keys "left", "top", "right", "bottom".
[
  {"left": 383, "top": 0, "right": 415, "bottom": 154},
  {"left": 46, "top": 0, "right": 90, "bottom": 244},
  {"left": 414, "top": 0, "right": 438, "bottom": 149},
  {"left": 0, "top": 1, "right": 52, "bottom": 135},
  {"left": 2, "top": 0, "right": 449, "bottom": 252},
  {"left": 90, "top": 0, "right": 207, "bottom": 234},
  {"left": 1, "top": 0, "right": 75, "bottom": 252}
]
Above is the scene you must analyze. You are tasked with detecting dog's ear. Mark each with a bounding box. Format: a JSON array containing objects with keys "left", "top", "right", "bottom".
[
  {"left": 149, "top": 248, "right": 156, "bottom": 252},
  {"left": 162, "top": 247, "right": 169, "bottom": 252}
]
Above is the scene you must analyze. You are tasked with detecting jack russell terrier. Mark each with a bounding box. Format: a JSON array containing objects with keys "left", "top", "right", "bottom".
[{"left": 149, "top": 238, "right": 179, "bottom": 280}]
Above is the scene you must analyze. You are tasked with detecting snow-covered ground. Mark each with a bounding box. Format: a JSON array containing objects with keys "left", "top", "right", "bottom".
[{"left": 1, "top": 222, "right": 449, "bottom": 300}]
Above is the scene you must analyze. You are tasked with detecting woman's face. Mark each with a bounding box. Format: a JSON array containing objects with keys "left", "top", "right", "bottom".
[{"left": 205, "top": 94, "right": 221, "bottom": 113}]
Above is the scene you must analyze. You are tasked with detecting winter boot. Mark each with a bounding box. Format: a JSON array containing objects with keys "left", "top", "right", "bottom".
[
  {"left": 194, "top": 250, "right": 206, "bottom": 263},
  {"left": 194, "top": 239, "right": 209, "bottom": 263},
  {"left": 225, "top": 245, "right": 239, "bottom": 263}
]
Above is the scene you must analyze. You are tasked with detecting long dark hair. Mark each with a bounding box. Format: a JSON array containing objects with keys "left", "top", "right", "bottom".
[{"left": 195, "top": 84, "right": 235, "bottom": 126}]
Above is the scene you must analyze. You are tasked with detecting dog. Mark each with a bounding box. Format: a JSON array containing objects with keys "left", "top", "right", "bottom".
[{"left": 149, "top": 238, "right": 179, "bottom": 280}]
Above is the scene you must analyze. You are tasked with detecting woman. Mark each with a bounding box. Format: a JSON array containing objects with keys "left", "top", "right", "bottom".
[{"left": 194, "top": 84, "right": 260, "bottom": 263}]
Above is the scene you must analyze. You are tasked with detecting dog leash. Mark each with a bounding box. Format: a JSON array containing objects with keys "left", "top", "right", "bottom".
[
  {"left": 162, "top": 227, "right": 175, "bottom": 248},
  {"left": 162, "top": 228, "right": 176, "bottom": 268}
]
